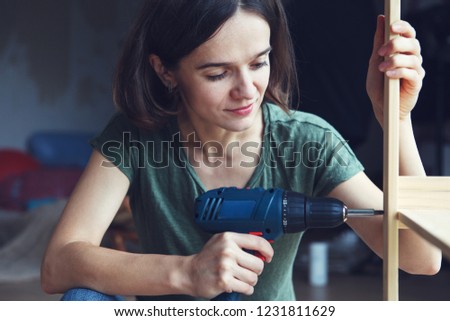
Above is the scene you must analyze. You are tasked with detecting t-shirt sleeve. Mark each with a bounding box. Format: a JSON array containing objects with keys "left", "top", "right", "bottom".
[
  {"left": 89, "top": 112, "right": 136, "bottom": 183},
  {"left": 312, "top": 124, "right": 364, "bottom": 196}
]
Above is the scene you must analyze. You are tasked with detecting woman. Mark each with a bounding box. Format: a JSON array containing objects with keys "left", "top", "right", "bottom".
[{"left": 41, "top": 0, "right": 441, "bottom": 301}]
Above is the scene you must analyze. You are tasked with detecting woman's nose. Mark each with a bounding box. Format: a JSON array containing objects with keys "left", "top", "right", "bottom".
[{"left": 231, "top": 70, "right": 257, "bottom": 100}]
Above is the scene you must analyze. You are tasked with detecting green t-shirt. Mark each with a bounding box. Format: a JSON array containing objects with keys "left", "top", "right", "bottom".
[{"left": 90, "top": 102, "right": 364, "bottom": 300}]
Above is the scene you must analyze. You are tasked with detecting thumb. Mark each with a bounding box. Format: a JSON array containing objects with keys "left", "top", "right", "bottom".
[{"left": 371, "top": 15, "right": 385, "bottom": 57}]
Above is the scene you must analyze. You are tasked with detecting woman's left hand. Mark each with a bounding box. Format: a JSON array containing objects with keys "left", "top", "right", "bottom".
[{"left": 366, "top": 15, "right": 425, "bottom": 126}]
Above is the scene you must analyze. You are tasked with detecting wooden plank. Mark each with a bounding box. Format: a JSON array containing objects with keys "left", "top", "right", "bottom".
[
  {"left": 398, "top": 209, "right": 450, "bottom": 260},
  {"left": 383, "top": 0, "right": 401, "bottom": 301},
  {"left": 398, "top": 177, "right": 450, "bottom": 210}
]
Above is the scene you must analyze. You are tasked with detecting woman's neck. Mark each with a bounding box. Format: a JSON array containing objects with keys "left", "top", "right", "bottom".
[{"left": 177, "top": 107, "right": 264, "bottom": 160}]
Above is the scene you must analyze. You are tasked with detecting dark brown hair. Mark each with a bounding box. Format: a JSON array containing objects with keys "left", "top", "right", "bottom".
[{"left": 113, "top": 0, "right": 298, "bottom": 130}]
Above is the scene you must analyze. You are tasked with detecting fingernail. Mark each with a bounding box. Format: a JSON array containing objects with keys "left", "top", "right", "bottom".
[{"left": 386, "top": 70, "right": 396, "bottom": 77}]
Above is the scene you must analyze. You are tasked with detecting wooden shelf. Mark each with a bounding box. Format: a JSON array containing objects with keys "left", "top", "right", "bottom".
[
  {"left": 398, "top": 177, "right": 450, "bottom": 210},
  {"left": 382, "top": 0, "right": 450, "bottom": 300},
  {"left": 398, "top": 209, "right": 450, "bottom": 260}
]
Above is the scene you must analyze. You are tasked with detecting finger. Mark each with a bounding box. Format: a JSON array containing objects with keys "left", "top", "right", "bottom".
[
  {"left": 385, "top": 67, "right": 424, "bottom": 86},
  {"left": 391, "top": 20, "right": 416, "bottom": 39},
  {"left": 210, "top": 232, "right": 272, "bottom": 268},
  {"left": 379, "top": 37, "right": 422, "bottom": 58},
  {"left": 226, "top": 276, "right": 255, "bottom": 296},
  {"left": 214, "top": 261, "right": 256, "bottom": 296},
  {"left": 371, "top": 15, "right": 385, "bottom": 58},
  {"left": 235, "top": 249, "right": 265, "bottom": 275},
  {"left": 379, "top": 54, "right": 423, "bottom": 75},
  {"left": 232, "top": 233, "right": 274, "bottom": 263},
  {"left": 233, "top": 264, "right": 259, "bottom": 288}
]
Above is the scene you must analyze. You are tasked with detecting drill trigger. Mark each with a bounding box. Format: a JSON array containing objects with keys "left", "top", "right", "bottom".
[{"left": 249, "top": 232, "right": 266, "bottom": 262}]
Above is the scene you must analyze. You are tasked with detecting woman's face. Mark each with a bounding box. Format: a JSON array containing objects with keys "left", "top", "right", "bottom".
[{"left": 173, "top": 9, "right": 271, "bottom": 133}]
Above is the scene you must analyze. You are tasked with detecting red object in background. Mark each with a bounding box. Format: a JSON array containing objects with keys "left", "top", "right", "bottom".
[
  {"left": 0, "top": 168, "right": 83, "bottom": 211},
  {"left": 0, "top": 149, "right": 41, "bottom": 182}
]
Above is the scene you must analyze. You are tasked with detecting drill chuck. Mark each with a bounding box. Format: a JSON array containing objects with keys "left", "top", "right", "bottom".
[{"left": 282, "top": 191, "right": 346, "bottom": 233}]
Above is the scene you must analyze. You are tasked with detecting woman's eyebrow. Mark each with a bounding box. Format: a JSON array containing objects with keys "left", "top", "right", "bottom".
[{"left": 195, "top": 46, "right": 272, "bottom": 70}]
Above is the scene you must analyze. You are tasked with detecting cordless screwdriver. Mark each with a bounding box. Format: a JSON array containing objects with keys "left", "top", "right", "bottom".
[{"left": 194, "top": 186, "right": 383, "bottom": 300}]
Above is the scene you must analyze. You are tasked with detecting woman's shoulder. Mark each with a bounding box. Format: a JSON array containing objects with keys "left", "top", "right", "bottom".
[
  {"left": 104, "top": 111, "right": 136, "bottom": 130},
  {"left": 264, "top": 102, "right": 340, "bottom": 139}
]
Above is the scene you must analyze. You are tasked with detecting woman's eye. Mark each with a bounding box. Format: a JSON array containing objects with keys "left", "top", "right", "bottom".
[
  {"left": 207, "top": 72, "right": 227, "bottom": 82},
  {"left": 205, "top": 61, "right": 268, "bottom": 82},
  {"left": 252, "top": 61, "right": 269, "bottom": 70}
]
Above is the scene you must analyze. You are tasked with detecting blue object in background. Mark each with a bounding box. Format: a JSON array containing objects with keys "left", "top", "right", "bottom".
[{"left": 27, "top": 131, "right": 94, "bottom": 168}]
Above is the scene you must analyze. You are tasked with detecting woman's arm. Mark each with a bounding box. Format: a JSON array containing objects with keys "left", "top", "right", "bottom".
[
  {"left": 41, "top": 150, "right": 273, "bottom": 298},
  {"left": 328, "top": 172, "right": 441, "bottom": 275},
  {"left": 327, "top": 16, "right": 441, "bottom": 275},
  {"left": 40, "top": 150, "right": 190, "bottom": 296}
]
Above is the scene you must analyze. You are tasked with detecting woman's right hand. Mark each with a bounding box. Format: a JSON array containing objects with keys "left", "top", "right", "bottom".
[{"left": 185, "top": 232, "right": 274, "bottom": 299}]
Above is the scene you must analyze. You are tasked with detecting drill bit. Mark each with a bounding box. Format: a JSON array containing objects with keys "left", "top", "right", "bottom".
[{"left": 347, "top": 209, "right": 384, "bottom": 217}]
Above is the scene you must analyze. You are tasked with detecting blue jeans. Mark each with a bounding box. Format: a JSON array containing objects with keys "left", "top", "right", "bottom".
[{"left": 61, "top": 288, "right": 125, "bottom": 301}]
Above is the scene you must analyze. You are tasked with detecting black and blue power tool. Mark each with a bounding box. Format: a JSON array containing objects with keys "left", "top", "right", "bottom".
[{"left": 194, "top": 187, "right": 382, "bottom": 300}]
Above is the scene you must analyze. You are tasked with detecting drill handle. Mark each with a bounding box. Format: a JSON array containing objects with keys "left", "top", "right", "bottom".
[
  {"left": 210, "top": 247, "right": 263, "bottom": 301},
  {"left": 212, "top": 292, "right": 240, "bottom": 301}
]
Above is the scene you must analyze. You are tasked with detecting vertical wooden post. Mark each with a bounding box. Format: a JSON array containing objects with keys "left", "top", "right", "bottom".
[{"left": 383, "top": 0, "right": 401, "bottom": 301}]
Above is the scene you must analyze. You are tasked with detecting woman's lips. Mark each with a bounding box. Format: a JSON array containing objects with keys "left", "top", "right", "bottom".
[{"left": 226, "top": 103, "right": 254, "bottom": 116}]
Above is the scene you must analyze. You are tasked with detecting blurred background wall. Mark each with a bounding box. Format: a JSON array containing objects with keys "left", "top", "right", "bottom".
[{"left": 0, "top": 0, "right": 144, "bottom": 150}]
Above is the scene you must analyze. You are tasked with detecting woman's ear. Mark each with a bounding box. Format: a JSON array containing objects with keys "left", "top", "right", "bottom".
[{"left": 148, "top": 54, "right": 177, "bottom": 90}]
